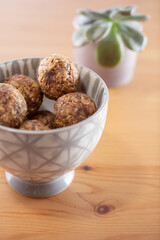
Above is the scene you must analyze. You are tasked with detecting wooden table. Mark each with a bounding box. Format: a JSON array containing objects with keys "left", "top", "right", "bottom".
[{"left": 0, "top": 0, "right": 160, "bottom": 239}]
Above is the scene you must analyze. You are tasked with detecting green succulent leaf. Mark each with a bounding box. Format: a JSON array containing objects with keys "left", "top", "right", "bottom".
[
  {"left": 78, "top": 9, "right": 109, "bottom": 21},
  {"left": 99, "top": 7, "right": 121, "bottom": 17},
  {"left": 73, "top": 15, "right": 94, "bottom": 29},
  {"left": 119, "top": 5, "right": 137, "bottom": 15},
  {"left": 72, "top": 28, "right": 89, "bottom": 47},
  {"left": 119, "top": 14, "right": 150, "bottom": 21},
  {"left": 86, "top": 21, "right": 112, "bottom": 42},
  {"left": 109, "top": 5, "right": 137, "bottom": 19},
  {"left": 96, "top": 26, "right": 124, "bottom": 67},
  {"left": 118, "top": 23, "right": 148, "bottom": 51}
]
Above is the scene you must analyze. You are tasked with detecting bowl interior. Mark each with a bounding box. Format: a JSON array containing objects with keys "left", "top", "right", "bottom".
[{"left": 0, "top": 58, "right": 108, "bottom": 116}]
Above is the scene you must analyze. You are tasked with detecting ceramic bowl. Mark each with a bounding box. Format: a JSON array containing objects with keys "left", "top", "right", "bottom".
[{"left": 0, "top": 58, "right": 108, "bottom": 198}]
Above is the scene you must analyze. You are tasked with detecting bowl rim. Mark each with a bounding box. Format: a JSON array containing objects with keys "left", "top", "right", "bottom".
[{"left": 0, "top": 57, "right": 109, "bottom": 135}]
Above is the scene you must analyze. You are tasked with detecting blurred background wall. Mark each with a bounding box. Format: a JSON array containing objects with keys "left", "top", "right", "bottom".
[{"left": 0, "top": 0, "right": 159, "bottom": 64}]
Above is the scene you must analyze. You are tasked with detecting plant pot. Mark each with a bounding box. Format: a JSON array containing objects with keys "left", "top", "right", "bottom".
[
  {"left": 73, "top": 21, "right": 142, "bottom": 88},
  {"left": 74, "top": 44, "right": 138, "bottom": 88}
]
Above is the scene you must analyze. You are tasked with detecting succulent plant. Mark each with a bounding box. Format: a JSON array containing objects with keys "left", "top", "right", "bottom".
[{"left": 72, "top": 6, "right": 150, "bottom": 67}]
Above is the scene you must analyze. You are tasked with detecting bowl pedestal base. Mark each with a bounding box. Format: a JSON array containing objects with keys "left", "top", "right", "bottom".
[{"left": 5, "top": 170, "right": 75, "bottom": 198}]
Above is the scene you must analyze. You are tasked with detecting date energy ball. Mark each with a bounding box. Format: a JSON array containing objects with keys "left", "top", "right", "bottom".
[
  {"left": 19, "top": 120, "right": 50, "bottom": 131},
  {"left": 0, "top": 83, "right": 27, "bottom": 128},
  {"left": 38, "top": 54, "right": 79, "bottom": 100},
  {"left": 30, "top": 110, "right": 54, "bottom": 128},
  {"left": 54, "top": 92, "right": 97, "bottom": 128},
  {"left": 4, "top": 74, "right": 43, "bottom": 116}
]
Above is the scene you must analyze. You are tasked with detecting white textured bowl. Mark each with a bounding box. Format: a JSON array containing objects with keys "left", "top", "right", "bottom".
[{"left": 0, "top": 58, "right": 108, "bottom": 197}]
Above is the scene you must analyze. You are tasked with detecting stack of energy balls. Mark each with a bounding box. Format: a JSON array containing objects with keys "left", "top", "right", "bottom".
[{"left": 0, "top": 54, "right": 97, "bottom": 131}]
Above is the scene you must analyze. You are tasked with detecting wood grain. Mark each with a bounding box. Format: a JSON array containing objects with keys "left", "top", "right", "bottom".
[{"left": 0, "top": 0, "right": 160, "bottom": 239}]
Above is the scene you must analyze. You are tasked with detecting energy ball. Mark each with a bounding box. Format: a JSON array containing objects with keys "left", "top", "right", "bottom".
[
  {"left": 54, "top": 92, "right": 97, "bottom": 128},
  {"left": 38, "top": 54, "right": 79, "bottom": 100},
  {"left": 4, "top": 74, "right": 43, "bottom": 116},
  {"left": 0, "top": 83, "right": 27, "bottom": 128},
  {"left": 30, "top": 110, "right": 54, "bottom": 128},
  {"left": 19, "top": 120, "right": 50, "bottom": 131}
]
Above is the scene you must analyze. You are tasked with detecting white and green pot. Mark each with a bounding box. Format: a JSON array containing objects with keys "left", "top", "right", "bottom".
[{"left": 72, "top": 6, "right": 149, "bottom": 87}]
